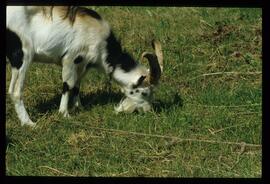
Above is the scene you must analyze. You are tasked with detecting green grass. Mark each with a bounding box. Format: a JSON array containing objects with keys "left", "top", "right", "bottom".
[{"left": 5, "top": 7, "right": 262, "bottom": 177}]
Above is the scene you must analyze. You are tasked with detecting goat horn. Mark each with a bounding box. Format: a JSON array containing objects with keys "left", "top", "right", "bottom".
[
  {"left": 141, "top": 40, "right": 163, "bottom": 85},
  {"left": 152, "top": 40, "right": 163, "bottom": 73}
]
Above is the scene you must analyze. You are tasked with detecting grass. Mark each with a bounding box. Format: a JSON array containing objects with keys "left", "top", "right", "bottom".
[{"left": 5, "top": 7, "right": 262, "bottom": 177}]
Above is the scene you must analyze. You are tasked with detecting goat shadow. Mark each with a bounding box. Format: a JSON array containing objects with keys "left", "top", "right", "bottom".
[
  {"left": 152, "top": 93, "right": 183, "bottom": 113},
  {"left": 34, "top": 89, "right": 123, "bottom": 114},
  {"left": 34, "top": 90, "right": 183, "bottom": 115},
  {"left": 6, "top": 136, "right": 13, "bottom": 150}
]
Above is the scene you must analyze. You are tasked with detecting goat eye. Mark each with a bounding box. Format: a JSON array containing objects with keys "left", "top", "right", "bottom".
[{"left": 130, "top": 91, "right": 134, "bottom": 95}]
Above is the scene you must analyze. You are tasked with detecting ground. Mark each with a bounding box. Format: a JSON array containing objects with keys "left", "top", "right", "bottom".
[{"left": 6, "top": 7, "right": 262, "bottom": 177}]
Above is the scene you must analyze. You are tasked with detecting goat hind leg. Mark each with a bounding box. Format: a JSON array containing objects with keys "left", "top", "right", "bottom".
[
  {"left": 8, "top": 68, "right": 19, "bottom": 94},
  {"left": 7, "top": 29, "right": 35, "bottom": 126},
  {"left": 11, "top": 56, "right": 35, "bottom": 126}
]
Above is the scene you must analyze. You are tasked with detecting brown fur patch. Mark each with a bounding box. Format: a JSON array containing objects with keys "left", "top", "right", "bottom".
[{"left": 44, "top": 6, "right": 102, "bottom": 25}]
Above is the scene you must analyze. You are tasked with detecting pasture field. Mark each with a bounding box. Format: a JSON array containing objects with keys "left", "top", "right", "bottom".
[{"left": 5, "top": 7, "right": 262, "bottom": 177}]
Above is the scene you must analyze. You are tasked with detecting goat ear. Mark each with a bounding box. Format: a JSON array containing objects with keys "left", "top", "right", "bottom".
[{"left": 132, "top": 75, "right": 146, "bottom": 88}]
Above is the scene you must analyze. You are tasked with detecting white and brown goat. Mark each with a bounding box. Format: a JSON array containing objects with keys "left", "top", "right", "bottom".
[{"left": 6, "top": 6, "right": 163, "bottom": 126}]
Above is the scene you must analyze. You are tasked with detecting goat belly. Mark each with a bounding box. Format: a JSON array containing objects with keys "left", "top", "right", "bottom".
[
  {"left": 32, "top": 53, "right": 61, "bottom": 64},
  {"left": 31, "top": 23, "right": 74, "bottom": 59}
]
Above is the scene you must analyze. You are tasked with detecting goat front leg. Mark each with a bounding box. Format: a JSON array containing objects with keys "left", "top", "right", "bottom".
[
  {"left": 59, "top": 82, "right": 71, "bottom": 118},
  {"left": 70, "top": 62, "right": 88, "bottom": 110},
  {"left": 70, "top": 83, "right": 83, "bottom": 109},
  {"left": 59, "top": 56, "right": 78, "bottom": 117}
]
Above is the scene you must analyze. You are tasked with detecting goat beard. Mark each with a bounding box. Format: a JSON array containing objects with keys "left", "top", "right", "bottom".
[{"left": 114, "top": 96, "right": 152, "bottom": 113}]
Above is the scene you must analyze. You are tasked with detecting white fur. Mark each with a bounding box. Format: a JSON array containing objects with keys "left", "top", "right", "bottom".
[
  {"left": 114, "top": 97, "right": 151, "bottom": 113},
  {"left": 112, "top": 65, "right": 148, "bottom": 87},
  {"left": 7, "top": 6, "right": 110, "bottom": 65}
]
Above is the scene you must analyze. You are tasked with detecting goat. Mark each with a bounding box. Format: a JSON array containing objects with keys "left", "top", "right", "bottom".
[{"left": 6, "top": 6, "right": 163, "bottom": 126}]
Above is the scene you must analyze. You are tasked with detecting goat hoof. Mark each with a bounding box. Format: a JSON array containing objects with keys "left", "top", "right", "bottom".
[
  {"left": 74, "top": 104, "right": 84, "bottom": 110},
  {"left": 21, "top": 120, "right": 36, "bottom": 127},
  {"left": 64, "top": 112, "right": 70, "bottom": 118},
  {"left": 72, "top": 99, "right": 83, "bottom": 110},
  {"left": 59, "top": 108, "right": 70, "bottom": 117}
]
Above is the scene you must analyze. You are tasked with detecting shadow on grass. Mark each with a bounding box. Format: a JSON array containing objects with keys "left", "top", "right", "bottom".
[
  {"left": 33, "top": 89, "right": 123, "bottom": 113},
  {"left": 6, "top": 136, "right": 13, "bottom": 150},
  {"left": 33, "top": 94, "right": 62, "bottom": 114},
  {"left": 81, "top": 90, "right": 122, "bottom": 110},
  {"left": 153, "top": 93, "right": 184, "bottom": 113},
  {"left": 33, "top": 90, "right": 182, "bottom": 114}
]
